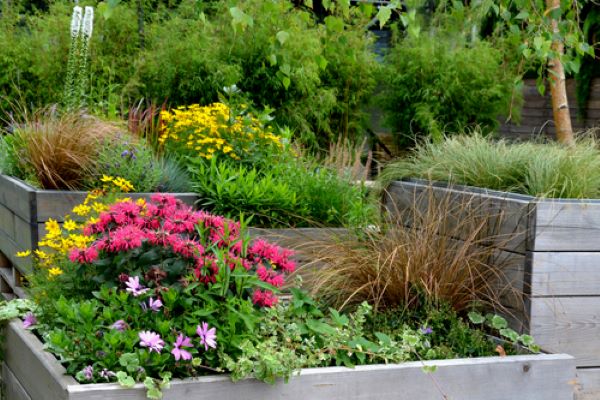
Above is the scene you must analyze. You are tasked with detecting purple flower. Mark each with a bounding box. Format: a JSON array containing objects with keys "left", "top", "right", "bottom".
[
  {"left": 100, "top": 369, "right": 116, "bottom": 380},
  {"left": 171, "top": 334, "right": 193, "bottom": 361},
  {"left": 23, "top": 312, "right": 37, "bottom": 329},
  {"left": 121, "top": 150, "right": 130, "bottom": 158},
  {"left": 111, "top": 320, "right": 127, "bottom": 331},
  {"left": 82, "top": 365, "right": 94, "bottom": 380},
  {"left": 196, "top": 322, "right": 217, "bottom": 351},
  {"left": 420, "top": 326, "right": 433, "bottom": 335},
  {"left": 139, "top": 331, "right": 164, "bottom": 353},
  {"left": 148, "top": 297, "right": 163, "bottom": 312},
  {"left": 125, "top": 276, "right": 149, "bottom": 297}
]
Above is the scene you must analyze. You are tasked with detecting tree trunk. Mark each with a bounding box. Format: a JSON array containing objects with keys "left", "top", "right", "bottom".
[{"left": 546, "top": 0, "right": 574, "bottom": 145}]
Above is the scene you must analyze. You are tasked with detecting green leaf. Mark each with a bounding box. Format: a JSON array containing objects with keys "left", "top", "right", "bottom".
[
  {"left": 422, "top": 365, "right": 438, "bottom": 373},
  {"left": 499, "top": 328, "right": 519, "bottom": 342},
  {"left": 116, "top": 372, "right": 135, "bottom": 388},
  {"left": 491, "top": 315, "right": 508, "bottom": 330},
  {"left": 468, "top": 311, "right": 485, "bottom": 324},
  {"left": 315, "top": 55, "right": 328, "bottom": 70},
  {"left": 281, "top": 76, "right": 291, "bottom": 90},
  {"left": 276, "top": 31, "right": 290, "bottom": 46},
  {"left": 324, "top": 16, "right": 344, "bottom": 32},
  {"left": 374, "top": 332, "right": 392, "bottom": 346},
  {"left": 230, "top": 7, "right": 253, "bottom": 30},
  {"left": 515, "top": 11, "right": 529, "bottom": 20},
  {"left": 519, "top": 334, "right": 535, "bottom": 346},
  {"left": 306, "top": 319, "right": 337, "bottom": 335},
  {"left": 376, "top": 6, "right": 392, "bottom": 29},
  {"left": 268, "top": 54, "right": 277, "bottom": 66}
]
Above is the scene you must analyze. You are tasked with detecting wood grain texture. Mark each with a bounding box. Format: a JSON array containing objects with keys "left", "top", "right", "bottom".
[
  {"left": 575, "top": 368, "right": 600, "bottom": 400},
  {"left": 530, "top": 297, "right": 600, "bottom": 367},
  {"left": 2, "top": 364, "right": 32, "bottom": 400},
  {"left": 66, "top": 355, "right": 575, "bottom": 400},
  {"left": 0, "top": 175, "right": 35, "bottom": 221},
  {"left": 530, "top": 252, "right": 600, "bottom": 296},
  {"left": 532, "top": 200, "right": 600, "bottom": 251},
  {"left": 3, "top": 320, "right": 76, "bottom": 400}
]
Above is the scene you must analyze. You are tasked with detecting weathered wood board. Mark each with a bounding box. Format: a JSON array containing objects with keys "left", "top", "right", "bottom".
[
  {"left": 532, "top": 200, "right": 600, "bottom": 252},
  {"left": 530, "top": 297, "right": 600, "bottom": 367},
  {"left": 2, "top": 320, "right": 577, "bottom": 400},
  {"left": 530, "top": 252, "right": 600, "bottom": 296}
]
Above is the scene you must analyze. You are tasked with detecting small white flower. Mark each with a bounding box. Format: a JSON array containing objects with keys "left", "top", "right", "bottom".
[
  {"left": 70, "top": 6, "right": 83, "bottom": 38},
  {"left": 82, "top": 6, "right": 94, "bottom": 39}
]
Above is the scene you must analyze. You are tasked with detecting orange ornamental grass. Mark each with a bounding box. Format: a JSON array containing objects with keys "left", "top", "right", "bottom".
[
  {"left": 8, "top": 108, "right": 120, "bottom": 190},
  {"left": 307, "top": 186, "right": 524, "bottom": 315}
]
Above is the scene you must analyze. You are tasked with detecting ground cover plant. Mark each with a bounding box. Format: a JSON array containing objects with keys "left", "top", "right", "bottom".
[
  {"left": 9, "top": 190, "right": 538, "bottom": 399},
  {"left": 380, "top": 133, "right": 600, "bottom": 199}
]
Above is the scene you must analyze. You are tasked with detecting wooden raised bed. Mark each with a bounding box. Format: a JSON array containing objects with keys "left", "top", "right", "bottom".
[
  {"left": 2, "top": 319, "right": 577, "bottom": 400},
  {"left": 0, "top": 174, "right": 198, "bottom": 299},
  {"left": 385, "top": 179, "right": 600, "bottom": 397}
]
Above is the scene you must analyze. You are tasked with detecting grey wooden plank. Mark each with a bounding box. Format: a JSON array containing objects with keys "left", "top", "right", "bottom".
[
  {"left": 0, "top": 203, "right": 15, "bottom": 242},
  {"left": 13, "top": 214, "right": 33, "bottom": 250},
  {"left": 36, "top": 191, "right": 199, "bottom": 222},
  {"left": 0, "top": 174, "right": 35, "bottom": 221},
  {"left": 0, "top": 227, "right": 32, "bottom": 275},
  {"left": 531, "top": 252, "right": 600, "bottom": 296},
  {"left": 67, "top": 354, "right": 575, "bottom": 400},
  {"left": 4, "top": 320, "right": 76, "bottom": 400},
  {"left": 2, "top": 364, "right": 32, "bottom": 400},
  {"left": 532, "top": 201, "right": 600, "bottom": 251},
  {"left": 575, "top": 368, "right": 600, "bottom": 400},
  {"left": 530, "top": 297, "right": 600, "bottom": 367}
]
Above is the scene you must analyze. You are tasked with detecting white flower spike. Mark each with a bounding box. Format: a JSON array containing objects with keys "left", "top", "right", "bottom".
[
  {"left": 82, "top": 6, "right": 94, "bottom": 39},
  {"left": 70, "top": 6, "right": 82, "bottom": 38}
]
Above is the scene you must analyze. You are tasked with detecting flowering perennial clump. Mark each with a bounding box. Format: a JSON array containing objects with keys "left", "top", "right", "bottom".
[{"left": 159, "top": 103, "right": 282, "bottom": 161}]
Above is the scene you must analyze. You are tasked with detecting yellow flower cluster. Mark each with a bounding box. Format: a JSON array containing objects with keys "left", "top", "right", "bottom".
[
  {"left": 159, "top": 103, "right": 282, "bottom": 161},
  {"left": 100, "top": 175, "right": 135, "bottom": 193}
]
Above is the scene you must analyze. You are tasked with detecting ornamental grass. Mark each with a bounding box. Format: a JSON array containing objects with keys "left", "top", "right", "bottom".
[
  {"left": 2, "top": 108, "right": 119, "bottom": 190},
  {"left": 307, "top": 186, "right": 523, "bottom": 315}
]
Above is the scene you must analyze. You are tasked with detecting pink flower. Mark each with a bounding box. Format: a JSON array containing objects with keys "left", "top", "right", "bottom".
[
  {"left": 171, "top": 334, "right": 193, "bottom": 361},
  {"left": 138, "top": 331, "right": 164, "bottom": 353},
  {"left": 196, "top": 322, "right": 217, "bottom": 350},
  {"left": 125, "top": 276, "right": 149, "bottom": 297},
  {"left": 23, "top": 312, "right": 37, "bottom": 329},
  {"left": 256, "top": 265, "right": 285, "bottom": 287},
  {"left": 252, "top": 289, "right": 278, "bottom": 307},
  {"left": 68, "top": 246, "right": 99, "bottom": 264},
  {"left": 110, "top": 320, "right": 127, "bottom": 331},
  {"left": 107, "top": 225, "right": 144, "bottom": 252},
  {"left": 147, "top": 297, "right": 163, "bottom": 312}
]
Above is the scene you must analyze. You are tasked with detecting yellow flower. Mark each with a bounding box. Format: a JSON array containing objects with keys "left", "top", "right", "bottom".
[
  {"left": 16, "top": 250, "right": 31, "bottom": 257},
  {"left": 101, "top": 175, "right": 114, "bottom": 183},
  {"left": 92, "top": 202, "right": 108, "bottom": 213},
  {"left": 63, "top": 219, "right": 78, "bottom": 231},
  {"left": 34, "top": 250, "right": 49, "bottom": 260},
  {"left": 48, "top": 267, "right": 63, "bottom": 278},
  {"left": 73, "top": 204, "right": 91, "bottom": 216}
]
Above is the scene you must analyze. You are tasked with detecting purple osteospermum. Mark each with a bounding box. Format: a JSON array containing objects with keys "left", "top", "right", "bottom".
[
  {"left": 100, "top": 369, "right": 116, "bottom": 380},
  {"left": 196, "top": 322, "right": 217, "bottom": 351},
  {"left": 420, "top": 326, "right": 433, "bottom": 335},
  {"left": 171, "top": 334, "right": 193, "bottom": 361},
  {"left": 139, "top": 331, "right": 164, "bottom": 353},
  {"left": 148, "top": 297, "right": 163, "bottom": 312},
  {"left": 23, "top": 312, "right": 37, "bottom": 329},
  {"left": 82, "top": 365, "right": 94, "bottom": 380},
  {"left": 111, "top": 320, "right": 127, "bottom": 331},
  {"left": 125, "top": 276, "right": 149, "bottom": 297}
]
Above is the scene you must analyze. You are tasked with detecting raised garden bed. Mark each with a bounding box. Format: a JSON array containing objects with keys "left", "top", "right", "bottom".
[
  {"left": 0, "top": 174, "right": 199, "bottom": 299},
  {"left": 2, "top": 319, "right": 577, "bottom": 400},
  {"left": 385, "top": 179, "right": 600, "bottom": 396}
]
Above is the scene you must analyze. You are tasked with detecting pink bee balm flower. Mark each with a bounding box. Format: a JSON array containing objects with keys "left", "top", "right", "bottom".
[
  {"left": 68, "top": 246, "right": 99, "bottom": 264},
  {"left": 138, "top": 331, "right": 164, "bottom": 353},
  {"left": 125, "top": 276, "right": 149, "bottom": 297},
  {"left": 252, "top": 289, "right": 278, "bottom": 308},
  {"left": 196, "top": 322, "right": 217, "bottom": 350},
  {"left": 171, "top": 334, "right": 193, "bottom": 361},
  {"left": 23, "top": 312, "right": 37, "bottom": 329}
]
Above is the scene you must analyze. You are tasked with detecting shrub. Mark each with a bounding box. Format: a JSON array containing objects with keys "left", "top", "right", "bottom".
[
  {"left": 85, "top": 135, "right": 163, "bottom": 193},
  {"left": 380, "top": 133, "right": 600, "bottom": 198},
  {"left": 379, "top": 34, "right": 520, "bottom": 147}
]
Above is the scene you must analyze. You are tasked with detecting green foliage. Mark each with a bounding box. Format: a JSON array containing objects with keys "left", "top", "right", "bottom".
[
  {"left": 381, "top": 133, "right": 600, "bottom": 198},
  {"left": 188, "top": 155, "right": 376, "bottom": 228},
  {"left": 155, "top": 154, "right": 193, "bottom": 193},
  {"left": 379, "top": 34, "right": 519, "bottom": 146},
  {"left": 86, "top": 136, "right": 162, "bottom": 192}
]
